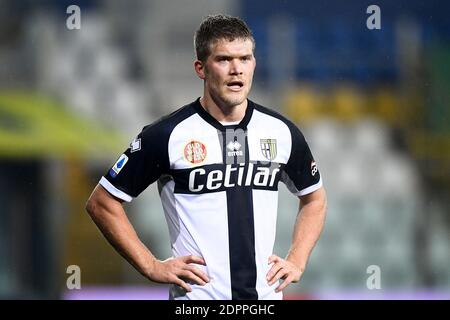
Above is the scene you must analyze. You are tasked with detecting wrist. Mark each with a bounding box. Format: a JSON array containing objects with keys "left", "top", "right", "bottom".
[
  {"left": 143, "top": 257, "right": 159, "bottom": 279},
  {"left": 286, "top": 252, "right": 306, "bottom": 273}
]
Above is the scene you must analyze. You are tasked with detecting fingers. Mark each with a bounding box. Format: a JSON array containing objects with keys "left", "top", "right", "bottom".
[
  {"left": 172, "top": 255, "right": 209, "bottom": 291},
  {"left": 266, "top": 262, "right": 283, "bottom": 283},
  {"left": 186, "top": 265, "right": 210, "bottom": 283},
  {"left": 268, "top": 254, "right": 280, "bottom": 264},
  {"left": 266, "top": 255, "right": 302, "bottom": 293},
  {"left": 179, "top": 269, "right": 208, "bottom": 286},
  {"left": 266, "top": 254, "right": 283, "bottom": 283},
  {"left": 268, "top": 267, "right": 288, "bottom": 286},
  {"left": 276, "top": 274, "right": 294, "bottom": 293},
  {"left": 179, "top": 255, "right": 209, "bottom": 283},
  {"left": 171, "top": 276, "right": 192, "bottom": 292},
  {"left": 182, "top": 255, "right": 206, "bottom": 265}
]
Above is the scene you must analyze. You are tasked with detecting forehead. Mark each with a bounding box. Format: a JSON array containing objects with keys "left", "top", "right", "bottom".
[{"left": 209, "top": 38, "right": 254, "bottom": 57}]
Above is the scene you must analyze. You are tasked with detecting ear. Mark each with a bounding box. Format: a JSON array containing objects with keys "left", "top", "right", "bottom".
[{"left": 194, "top": 60, "right": 206, "bottom": 80}]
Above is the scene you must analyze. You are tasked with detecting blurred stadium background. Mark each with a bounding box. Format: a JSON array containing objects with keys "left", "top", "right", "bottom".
[{"left": 0, "top": 0, "right": 449, "bottom": 300}]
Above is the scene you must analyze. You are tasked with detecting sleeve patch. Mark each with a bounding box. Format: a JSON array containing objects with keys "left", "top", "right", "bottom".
[
  {"left": 109, "top": 154, "right": 128, "bottom": 178},
  {"left": 130, "top": 137, "right": 141, "bottom": 153}
]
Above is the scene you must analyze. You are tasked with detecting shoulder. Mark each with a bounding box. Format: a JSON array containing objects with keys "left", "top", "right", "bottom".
[
  {"left": 140, "top": 101, "right": 198, "bottom": 140},
  {"left": 250, "top": 100, "right": 306, "bottom": 141}
]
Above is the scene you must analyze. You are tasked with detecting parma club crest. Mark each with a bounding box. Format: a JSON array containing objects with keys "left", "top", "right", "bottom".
[
  {"left": 184, "top": 140, "right": 207, "bottom": 164},
  {"left": 260, "top": 139, "right": 277, "bottom": 161}
]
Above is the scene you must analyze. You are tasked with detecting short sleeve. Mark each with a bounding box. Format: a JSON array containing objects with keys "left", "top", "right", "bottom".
[
  {"left": 281, "top": 123, "right": 322, "bottom": 196},
  {"left": 99, "top": 123, "right": 169, "bottom": 202}
]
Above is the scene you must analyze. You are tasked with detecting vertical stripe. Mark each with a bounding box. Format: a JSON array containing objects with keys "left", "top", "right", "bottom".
[{"left": 220, "top": 128, "right": 258, "bottom": 300}]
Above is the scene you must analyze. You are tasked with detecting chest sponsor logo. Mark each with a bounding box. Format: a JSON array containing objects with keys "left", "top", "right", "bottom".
[
  {"left": 184, "top": 140, "right": 207, "bottom": 164},
  {"left": 227, "top": 140, "right": 243, "bottom": 157},
  {"left": 109, "top": 154, "right": 128, "bottom": 178},
  {"left": 260, "top": 139, "right": 277, "bottom": 161},
  {"left": 188, "top": 163, "right": 281, "bottom": 192}
]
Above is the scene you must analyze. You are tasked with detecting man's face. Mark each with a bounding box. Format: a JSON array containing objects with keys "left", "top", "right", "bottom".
[{"left": 197, "top": 38, "right": 256, "bottom": 108}]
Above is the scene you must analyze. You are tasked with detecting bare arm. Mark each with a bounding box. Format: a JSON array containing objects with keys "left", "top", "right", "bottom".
[
  {"left": 85, "top": 184, "right": 209, "bottom": 291},
  {"left": 267, "top": 186, "right": 327, "bottom": 292}
]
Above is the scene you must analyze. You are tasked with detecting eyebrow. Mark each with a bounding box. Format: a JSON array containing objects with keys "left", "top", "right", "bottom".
[{"left": 214, "top": 54, "right": 253, "bottom": 60}]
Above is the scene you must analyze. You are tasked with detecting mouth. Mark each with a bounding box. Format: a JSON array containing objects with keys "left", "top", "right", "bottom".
[{"left": 226, "top": 80, "right": 244, "bottom": 91}]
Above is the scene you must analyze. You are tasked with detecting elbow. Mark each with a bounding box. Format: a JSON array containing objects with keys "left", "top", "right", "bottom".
[
  {"left": 320, "top": 194, "right": 328, "bottom": 219},
  {"left": 322, "top": 192, "right": 328, "bottom": 210},
  {"left": 313, "top": 188, "right": 327, "bottom": 218},
  {"left": 85, "top": 187, "right": 120, "bottom": 220},
  {"left": 85, "top": 196, "right": 98, "bottom": 218}
]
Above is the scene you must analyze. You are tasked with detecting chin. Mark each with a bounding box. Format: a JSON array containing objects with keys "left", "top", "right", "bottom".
[
  {"left": 224, "top": 99, "right": 245, "bottom": 108},
  {"left": 221, "top": 93, "right": 247, "bottom": 107}
]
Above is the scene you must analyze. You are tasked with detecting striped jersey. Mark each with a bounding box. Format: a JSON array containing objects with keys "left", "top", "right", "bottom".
[{"left": 99, "top": 98, "right": 322, "bottom": 300}]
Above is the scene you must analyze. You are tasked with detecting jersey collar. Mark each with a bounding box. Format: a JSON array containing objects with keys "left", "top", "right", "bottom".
[{"left": 193, "top": 97, "right": 254, "bottom": 131}]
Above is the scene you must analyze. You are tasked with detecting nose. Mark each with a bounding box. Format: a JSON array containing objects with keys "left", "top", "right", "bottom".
[{"left": 229, "top": 59, "right": 243, "bottom": 75}]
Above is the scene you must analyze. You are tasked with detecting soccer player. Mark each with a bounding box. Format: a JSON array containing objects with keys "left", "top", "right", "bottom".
[{"left": 85, "top": 14, "right": 327, "bottom": 300}]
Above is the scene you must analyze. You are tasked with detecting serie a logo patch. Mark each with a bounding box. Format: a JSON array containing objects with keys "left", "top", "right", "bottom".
[
  {"left": 184, "top": 140, "right": 207, "bottom": 164},
  {"left": 109, "top": 154, "right": 128, "bottom": 178}
]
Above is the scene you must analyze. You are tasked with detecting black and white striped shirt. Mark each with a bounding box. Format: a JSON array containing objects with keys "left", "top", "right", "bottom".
[{"left": 100, "top": 98, "right": 322, "bottom": 300}]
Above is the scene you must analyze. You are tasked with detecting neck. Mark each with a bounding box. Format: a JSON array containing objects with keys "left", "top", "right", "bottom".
[{"left": 199, "top": 93, "right": 247, "bottom": 123}]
